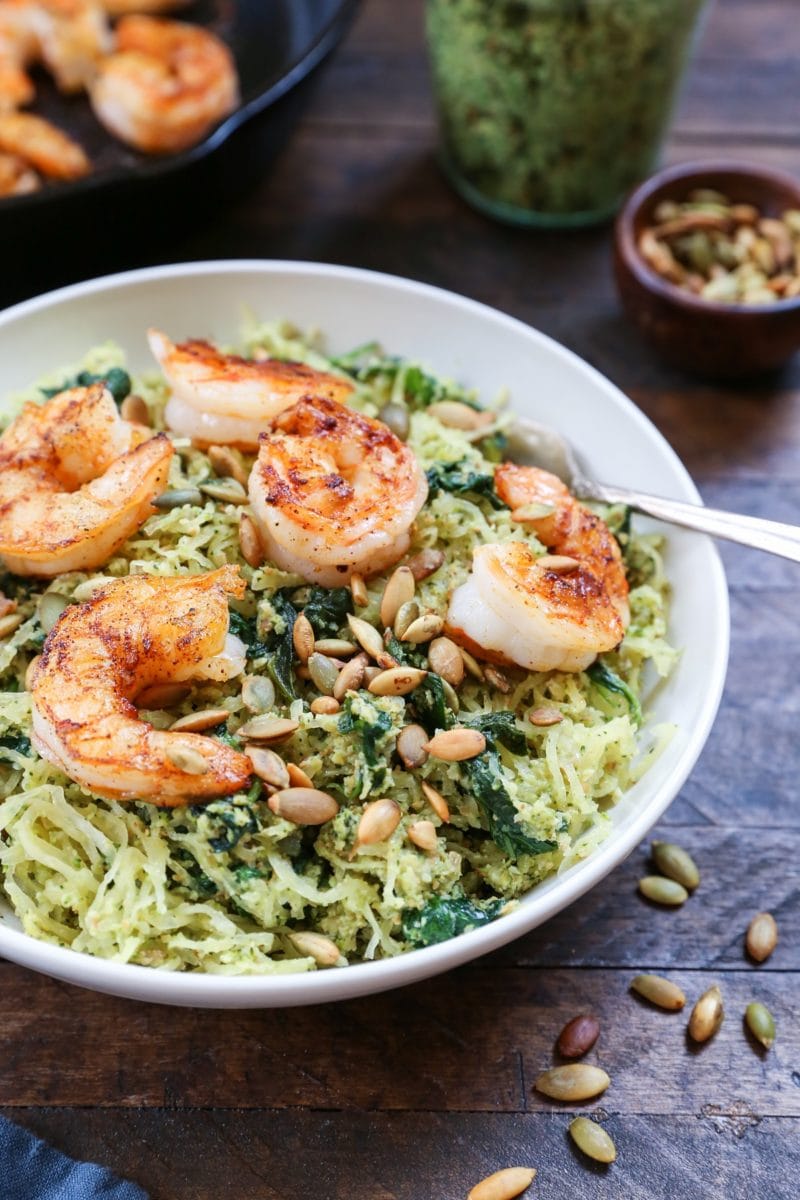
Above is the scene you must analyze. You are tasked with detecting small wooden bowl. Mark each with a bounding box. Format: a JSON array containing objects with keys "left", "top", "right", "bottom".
[{"left": 614, "top": 161, "right": 800, "bottom": 378}]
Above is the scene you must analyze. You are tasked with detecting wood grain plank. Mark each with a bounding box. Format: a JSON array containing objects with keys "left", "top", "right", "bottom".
[
  {"left": 5, "top": 1108, "right": 799, "bottom": 1200},
  {"left": 1, "top": 967, "right": 796, "bottom": 1114}
]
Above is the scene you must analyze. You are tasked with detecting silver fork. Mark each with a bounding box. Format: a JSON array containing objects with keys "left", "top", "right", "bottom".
[{"left": 507, "top": 418, "right": 800, "bottom": 565}]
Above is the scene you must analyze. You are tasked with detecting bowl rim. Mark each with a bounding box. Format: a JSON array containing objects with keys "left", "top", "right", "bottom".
[
  {"left": 0, "top": 259, "right": 730, "bottom": 1007},
  {"left": 615, "top": 158, "right": 800, "bottom": 317}
]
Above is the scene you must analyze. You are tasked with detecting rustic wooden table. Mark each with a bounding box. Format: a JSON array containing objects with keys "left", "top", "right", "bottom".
[{"left": 3, "top": 1, "right": 799, "bottom": 1196}]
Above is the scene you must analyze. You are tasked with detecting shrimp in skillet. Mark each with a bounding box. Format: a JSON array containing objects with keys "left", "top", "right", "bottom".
[
  {"left": 29, "top": 566, "right": 252, "bottom": 804},
  {"left": 33, "top": 0, "right": 111, "bottom": 94},
  {"left": 0, "top": 110, "right": 89, "bottom": 177},
  {"left": 446, "top": 464, "right": 629, "bottom": 673},
  {"left": 0, "top": 1, "right": 38, "bottom": 108},
  {"left": 0, "top": 149, "right": 38, "bottom": 193},
  {"left": 249, "top": 395, "right": 429, "bottom": 586},
  {"left": 149, "top": 328, "right": 355, "bottom": 450},
  {"left": 89, "top": 14, "right": 239, "bottom": 153},
  {"left": 0, "top": 382, "right": 172, "bottom": 576}
]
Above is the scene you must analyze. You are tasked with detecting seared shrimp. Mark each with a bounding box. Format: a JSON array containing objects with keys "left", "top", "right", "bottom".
[
  {"left": 29, "top": 566, "right": 252, "bottom": 804},
  {"left": 34, "top": 0, "right": 111, "bottom": 93},
  {"left": 0, "top": 110, "right": 89, "bottom": 177},
  {"left": 149, "top": 328, "right": 354, "bottom": 450},
  {"left": 0, "top": 149, "right": 38, "bottom": 192},
  {"left": 0, "top": 383, "right": 173, "bottom": 576},
  {"left": 89, "top": 14, "right": 238, "bottom": 153},
  {"left": 0, "top": 1, "right": 38, "bottom": 108},
  {"left": 446, "top": 465, "right": 629, "bottom": 673},
  {"left": 249, "top": 395, "right": 429, "bottom": 586},
  {"left": 99, "top": 0, "right": 189, "bottom": 13}
]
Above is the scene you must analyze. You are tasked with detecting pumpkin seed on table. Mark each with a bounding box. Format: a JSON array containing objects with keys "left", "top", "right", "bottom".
[
  {"left": 638, "top": 875, "right": 689, "bottom": 906},
  {"left": 467, "top": 1167, "right": 536, "bottom": 1200},
  {"left": 746, "top": 911, "right": 778, "bottom": 962},
  {"left": 556, "top": 1014, "right": 600, "bottom": 1059},
  {"left": 267, "top": 787, "right": 338, "bottom": 825},
  {"left": 745, "top": 1001, "right": 776, "bottom": 1050},
  {"left": 569, "top": 1117, "right": 616, "bottom": 1164},
  {"left": 534, "top": 1064, "right": 610, "bottom": 1103},
  {"left": 289, "top": 931, "right": 342, "bottom": 967},
  {"left": 688, "top": 985, "right": 724, "bottom": 1043},
  {"left": 630, "top": 974, "right": 686, "bottom": 1011},
  {"left": 651, "top": 841, "right": 700, "bottom": 891}
]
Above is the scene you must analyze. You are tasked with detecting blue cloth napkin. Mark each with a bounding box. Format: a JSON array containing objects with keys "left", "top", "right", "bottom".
[{"left": 0, "top": 1116, "right": 148, "bottom": 1200}]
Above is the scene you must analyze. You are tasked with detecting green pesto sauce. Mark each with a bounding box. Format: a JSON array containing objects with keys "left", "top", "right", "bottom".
[{"left": 426, "top": 0, "right": 707, "bottom": 222}]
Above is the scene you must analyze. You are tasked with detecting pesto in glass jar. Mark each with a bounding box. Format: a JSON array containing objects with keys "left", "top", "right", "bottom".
[{"left": 426, "top": 0, "right": 708, "bottom": 226}]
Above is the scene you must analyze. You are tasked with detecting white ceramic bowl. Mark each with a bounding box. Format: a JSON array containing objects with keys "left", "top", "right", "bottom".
[{"left": 0, "top": 261, "right": 729, "bottom": 1008}]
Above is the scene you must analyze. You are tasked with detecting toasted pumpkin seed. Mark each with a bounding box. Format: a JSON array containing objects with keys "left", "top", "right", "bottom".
[
  {"left": 421, "top": 780, "right": 450, "bottom": 822},
  {"left": 380, "top": 565, "right": 416, "bottom": 628},
  {"left": 569, "top": 1117, "right": 616, "bottom": 1164},
  {"left": 631, "top": 974, "right": 686, "bottom": 1011},
  {"left": 407, "top": 819, "right": 437, "bottom": 853},
  {"left": 537, "top": 554, "right": 580, "bottom": 573},
  {"left": 534, "top": 1064, "right": 610, "bottom": 1102},
  {"left": 528, "top": 707, "right": 562, "bottom": 727},
  {"left": 241, "top": 674, "right": 275, "bottom": 713},
  {"left": 688, "top": 985, "right": 724, "bottom": 1043},
  {"left": 424, "top": 728, "right": 485, "bottom": 761},
  {"left": 397, "top": 723, "right": 429, "bottom": 769},
  {"left": 292, "top": 613, "right": 315, "bottom": 664},
  {"left": 246, "top": 746, "right": 290, "bottom": 790},
  {"left": 138, "top": 682, "right": 192, "bottom": 709},
  {"left": 405, "top": 548, "right": 445, "bottom": 581},
  {"left": 402, "top": 613, "right": 444, "bottom": 644},
  {"left": 556, "top": 1014, "right": 600, "bottom": 1058},
  {"left": 355, "top": 797, "right": 401, "bottom": 846},
  {"left": 238, "top": 512, "right": 264, "bottom": 568},
  {"left": 485, "top": 664, "right": 511, "bottom": 693},
  {"left": 347, "top": 613, "right": 385, "bottom": 660},
  {"left": 350, "top": 571, "right": 368, "bottom": 608},
  {"left": 368, "top": 666, "right": 428, "bottom": 696},
  {"left": 199, "top": 478, "right": 248, "bottom": 505},
  {"left": 428, "top": 399, "right": 493, "bottom": 431},
  {"left": 72, "top": 577, "right": 113, "bottom": 602},
  {"left": 166, "top": 744, "right": 209, "bottom": 775},
  {"left": 268, "top": 787, "right": 338, "bottom": 824},
  {"left": 467, "top": 1167, "right": 536, "bottom": 1200},
  {"left": 651, "top": 841, "right": 700, "bottom": 891},
  {"left": 377, "top": 401, "right": 410, "bottom": 441},
  {"left": 745, "top": 1001, "right": 775, "bottom": 1050},
  {"left": 333, "top": 652, "right": 368, "bottom": 700},
  {"left": 427, "top": 637, "right": 464, "bottom": 686},
  {"left": 153, "top": 487, "right": 203, "bottom": 510},
  {"left": 289, "top": 931, "right": 342, "bottom": 967},
  {"left": 208, "top": 444, "right": 249, "bottom": 488},
  {"left": 638, "top": 875, "right": 688, "bottom": 906},
  {"left": 310, "top": 696, "right": 341, "bottom": 715},
  {"left": 393, "top": 599, "right": 420, "bottom": 640},
  {"left": 746, "top": 912, "right": 778, "bottom": 963},
  {"left": 238, "top": 716, "right": 299, "bottom": 742},
  {"left": 120, "top": 392, "right": 150, "bottom": 425},
  {"left": 37, "top": 593, "right": 68, "bottom": 634},
  {"left": 314, "top": 639, "right": 357, "bottom": 658},
  {"left": 170, "top": 708, "right": 229, "bottom": 733},
  {"left": 287, "top": 762, "right": 314, "bottom": 789},
  {"left": 459, "top": 646, "right": 484, "bottom": 680}
]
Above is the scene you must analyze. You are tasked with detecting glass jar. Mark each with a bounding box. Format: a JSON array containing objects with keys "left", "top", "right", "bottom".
[{"left": 425, "top": 0, "right": 709, "bottom": 227}]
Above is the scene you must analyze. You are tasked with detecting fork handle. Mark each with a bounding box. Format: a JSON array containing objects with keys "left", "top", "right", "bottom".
[{"left": 580, "top": 480, "right": 800, "bottom": 565}]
